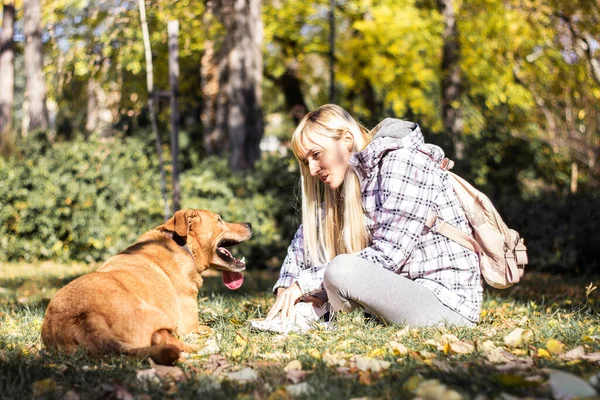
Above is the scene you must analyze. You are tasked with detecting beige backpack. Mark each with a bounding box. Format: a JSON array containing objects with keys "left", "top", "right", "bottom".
[{"left": 425, "top": 158, "right": 528, "bottom": 289}]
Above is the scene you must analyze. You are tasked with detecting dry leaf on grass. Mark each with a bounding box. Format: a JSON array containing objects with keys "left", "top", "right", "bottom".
[
  {"left": 389, "top": 341, "right": 409, "bottom": 356},
  {"left": 351, "top": 355, "right": 390, "bottom": 373},
  {"left": 503, "top": 328, "right": 532, "bottom": 347},
  {"left": 225, "top": 367, "right": 258, "bottom": 383},
  {"left": 207, "top": 354, "right": 229, "bottom": 375},
  {"left": 322, "top": 351, "right": 348, "bottom": 367},
  {"left": 414, "top": 379, "right": 463, "bottom": 400},
  {"left": 284, "top": 360, "right": 302, "bottom": 372}
]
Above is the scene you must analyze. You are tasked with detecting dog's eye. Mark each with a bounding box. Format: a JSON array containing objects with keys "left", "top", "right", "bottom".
[{"left": 218, "top": 216, "right": 223, "bottom": 223}]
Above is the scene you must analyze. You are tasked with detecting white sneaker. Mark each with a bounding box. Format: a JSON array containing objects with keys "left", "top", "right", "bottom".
[{"left": 249, "top": 302, "right": 330, "bottom": 334}]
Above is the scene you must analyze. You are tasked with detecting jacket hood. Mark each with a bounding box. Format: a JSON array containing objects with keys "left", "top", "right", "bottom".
[{"left": 349, "top": 118, "right": 445, "bottom": 181}]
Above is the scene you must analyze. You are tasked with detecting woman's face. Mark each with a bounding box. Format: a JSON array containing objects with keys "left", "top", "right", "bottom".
[{"left": 300, "top": 131, "right": 353, "bottom": 190}]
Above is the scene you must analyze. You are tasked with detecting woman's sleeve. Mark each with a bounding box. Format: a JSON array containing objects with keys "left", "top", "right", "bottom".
[
  {"left": 356, "top": 148, "right": 438, "bottom": 271},
  {"left": 272, "top": 225, "right": 306, "bottom": 293}
]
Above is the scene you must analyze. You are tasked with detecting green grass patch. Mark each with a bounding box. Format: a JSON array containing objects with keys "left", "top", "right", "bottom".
[{"left": 0, "top": 262, "right": 599, "bottom": 399}]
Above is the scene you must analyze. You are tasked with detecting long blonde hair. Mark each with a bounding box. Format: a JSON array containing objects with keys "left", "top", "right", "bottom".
[{"left": 291, "top": 104, "right": 373, "bottom": 266}]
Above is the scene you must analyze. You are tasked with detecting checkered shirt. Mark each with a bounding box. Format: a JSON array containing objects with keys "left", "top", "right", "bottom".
[{"left": 274, "top": 124, "right": 483, "bottom": 323}]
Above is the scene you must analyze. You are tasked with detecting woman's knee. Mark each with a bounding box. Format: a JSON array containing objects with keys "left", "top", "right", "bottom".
[{"left": 323, "top": 254, "right": 359, "bottom": 291}]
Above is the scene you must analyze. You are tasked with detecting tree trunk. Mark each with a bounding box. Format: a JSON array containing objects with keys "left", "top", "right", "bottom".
[
  {"left": 280, "top": 61, "right": 308, "bottom": 125},
  {"left": 329, "top": 0, "right": 335, "bottom": 103},
  {"left": 0, "top": 0, "right": 15, "bottom": 154},
  {"left": 228, "top": 0, "right": 263, "bottom": 171},
  {"left": 201, "top": 0, "right": 263, "bottom": 170},
  {"left": 139, "top": 0, "right": 170, "bottom": 221},
  {"left": 168, "top": 20, "right": 181, "bottom": 212},
  {"left": 201, "top": 0, "right": 230, "bottom": 155},
  {"left": 438, "top": 0, "right": 463, "bottom": 159},
  {"left": 23, "top": 0, "right": 49, "bottom": 133}
]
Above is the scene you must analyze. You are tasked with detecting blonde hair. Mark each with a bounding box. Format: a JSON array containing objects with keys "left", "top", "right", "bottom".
[{"left": 291, "top": 104, "right": 373, "bottom": 266}]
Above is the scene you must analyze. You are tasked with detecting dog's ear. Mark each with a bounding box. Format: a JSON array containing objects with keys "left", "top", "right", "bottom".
[{"left": 162, "top": 209, "right": 190, "bottom": 238}]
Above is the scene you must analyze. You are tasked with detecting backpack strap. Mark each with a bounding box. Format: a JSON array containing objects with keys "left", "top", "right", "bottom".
[{"left": 425, "top": 211, "right": 483, "bottom": 255}]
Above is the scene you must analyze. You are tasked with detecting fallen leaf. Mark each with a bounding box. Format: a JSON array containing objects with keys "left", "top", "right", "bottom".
[
  {"left": 152, "top": 364, "right": 187, "bottom": 381},
  {"left": 393, "top": 325, "right": 410, "bottom": 339},
  {"left": 308, "top": 349, "right": 320, "bottom": 359},
  {"left": 561, "top": 346, "right": 586, "bottom": 361},
  {"left": 207, "top": 354, "right": 229, "bottom": 375},
  {"left": 545, "top": 339, "right": 565, "bottom": 356},
  {"left": 403, "top": 374, "right": 423, "bottom": 392},
  {"left": 322, "top": 351, "right": 347, "bottom": 367},
  {"left": 193, "top": 339, "right": 219, "bottom": 356},
  {"left": 284, "top": 360, "right": 302, "bottom": 372},
  {"left": 389, "top": 341, "right": 409, "bottom": 356},
  {"left": 351, "top": 355, "right": 390, "bottom": 373},
  {"left": 545, "top": 368, "right": 598, "bottom": 400},
  {"left": 495, "top": 373, "right": 539, "bottom": 388},
  {"left": 414, "top": 379, "right": 463, "bottom": 400},
  {"left": 225, "top": 367, "right": 258, "bottom": 383},
  {"left": 583, "top": 352, "right": 600, "bottom": 362},
  {"left": 358, "top": 370, "right": 375, "bottom": 386},
  {"left": 504, "top": 328, "right": 531, "bottom": 347},
  {"left": 32, "top": 378, "right": 56, "bottom": 397},
  {"left": 537, "top": 348, "right": 551, "bottom": 358}
]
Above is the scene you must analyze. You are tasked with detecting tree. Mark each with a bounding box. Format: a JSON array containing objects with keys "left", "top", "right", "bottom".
[
  {"left": 23, "top": 0, "right": 49, "bottom": 134},
  {"left": 438, "top": 0, "right": 463, "bottom": 159},
  {"left": 0, "top": 0, "right": 15, "bottom": 154},
  {"left": 202, "top": 0, "right": 264, "bottom": 170}
]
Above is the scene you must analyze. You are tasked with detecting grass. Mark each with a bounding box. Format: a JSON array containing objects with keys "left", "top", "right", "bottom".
[{"left": 0, "top": 262, "right": 599, "bottom": 399}]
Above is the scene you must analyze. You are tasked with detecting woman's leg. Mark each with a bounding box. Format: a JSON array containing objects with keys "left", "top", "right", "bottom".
[{"left": 323, "top": 254, "right": 474, "bottom": 327}]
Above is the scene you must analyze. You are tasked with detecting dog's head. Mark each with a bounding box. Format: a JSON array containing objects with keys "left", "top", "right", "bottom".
[{"left": 159, "top": 209, "right": 252, "bottom": 289}]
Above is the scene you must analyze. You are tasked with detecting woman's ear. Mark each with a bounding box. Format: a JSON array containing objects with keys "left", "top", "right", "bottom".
[{"left": 343, "top": 131, "right": 354, "bottom": 152}]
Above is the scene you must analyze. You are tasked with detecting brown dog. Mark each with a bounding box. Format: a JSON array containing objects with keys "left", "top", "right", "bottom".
[{"left": 41, "top": 209, "right": 252, "bottom": 365}]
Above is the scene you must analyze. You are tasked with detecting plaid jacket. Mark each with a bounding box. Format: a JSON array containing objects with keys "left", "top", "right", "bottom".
[{"left": 274, "top": 120, "right": 483, "bottom": 322}]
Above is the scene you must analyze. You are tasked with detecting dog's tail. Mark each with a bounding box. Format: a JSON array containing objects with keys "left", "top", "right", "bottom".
[{"left": 120, "top": 329, "right": 184, "bottom": 365}]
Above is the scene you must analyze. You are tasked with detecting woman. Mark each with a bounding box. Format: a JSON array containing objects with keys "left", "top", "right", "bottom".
[{"left": 266, "top": 104, "right": 482, "bottom": 327}]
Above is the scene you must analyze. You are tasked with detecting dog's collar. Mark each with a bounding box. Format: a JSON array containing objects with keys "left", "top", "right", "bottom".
[{"left": 162, "top": 231, "right": 194, "bottom": 262}]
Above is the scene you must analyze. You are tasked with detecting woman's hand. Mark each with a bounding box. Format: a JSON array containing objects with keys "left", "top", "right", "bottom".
[{"left": 266, "top": 282, "right": 303, "bottom": 321}]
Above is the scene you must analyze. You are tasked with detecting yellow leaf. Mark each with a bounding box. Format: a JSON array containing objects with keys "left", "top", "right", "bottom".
[
  {"left": 444, "top": 343, "right": 451, "bottom": 355},
  {"left": 389, "top": 341, "right": 409, "bottom": 356},
  {"left": 537, "top": 348, "right": 551, "bottom": 358},
  {"left": 545, "top": 339, "right": 565, "bottom": 355},
  {"left": 308, "top": 349, "right": 320, "bottom": 359},
  {"left": 369, "top": 347, "right": 386, "bottom": 358},
  {"left": 235, "top": 334, "right": 247, "bottom": 347},
  {"left": 404, "top": 374, "right": 423, "bottom": 392},
  {"left": 32, "top": 378, "right": 56, "bottom": 396}
]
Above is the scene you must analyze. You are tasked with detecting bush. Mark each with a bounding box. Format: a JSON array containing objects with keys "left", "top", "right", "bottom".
[
  {"left": 0, "top": 132, "right": 164, "bottom": 262},
  {"left": 0, "top": 133, "right": 300, "bottom": 267}
]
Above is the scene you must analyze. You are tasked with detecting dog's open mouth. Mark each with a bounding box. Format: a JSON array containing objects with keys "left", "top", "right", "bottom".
[{"left": 217, "top": 239, "right": 246, "bottom": 290}]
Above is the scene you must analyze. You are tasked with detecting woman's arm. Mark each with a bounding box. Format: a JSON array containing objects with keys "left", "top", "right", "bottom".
[{"left": 272, "top": 225, "right": 306, "bottom": 292}]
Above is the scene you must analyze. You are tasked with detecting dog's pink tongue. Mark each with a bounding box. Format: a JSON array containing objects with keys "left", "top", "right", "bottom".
[{"left": 222, "top": 271, "right": 244, "bottom": 290}]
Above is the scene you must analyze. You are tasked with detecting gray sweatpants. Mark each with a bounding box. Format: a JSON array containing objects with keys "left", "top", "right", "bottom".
[{"left": 322, "top": 254, "right": 474, "bottom": 327}]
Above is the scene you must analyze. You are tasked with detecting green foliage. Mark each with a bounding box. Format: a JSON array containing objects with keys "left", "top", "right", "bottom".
[
  {"left": 0, "top": 135, "right": 300, "bottom": 266},
  {"left": 181, "top": 153, "right": 300, "bottom": 268},
  {"left": 0, "top": 132, "right": 163, "bottom": 262}
]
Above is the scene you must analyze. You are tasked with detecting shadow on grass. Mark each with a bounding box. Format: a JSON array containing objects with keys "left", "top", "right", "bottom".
[{"left": 484, "top": 270, "right": 600, "bottom": 313}]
